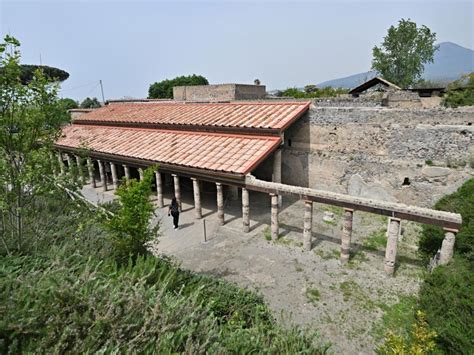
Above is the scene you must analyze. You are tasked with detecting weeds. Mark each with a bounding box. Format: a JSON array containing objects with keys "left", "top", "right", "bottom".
[
  {"left": 363, "top": 229, "right": 387, "bottom": 252},
  {"left": 306, "top": 287, "right": 321, "bottom": 304}
]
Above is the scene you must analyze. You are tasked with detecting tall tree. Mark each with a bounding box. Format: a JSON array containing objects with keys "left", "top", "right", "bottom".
[
  {"left": 148, "top": 74, "right": 209, "bottom": 99},
  {"left": 372, "top": 19, "right": 438, "bottom": 88},
  {"left": 0, "top": 35, "right": 71, "bottom": 253},
  {"left": 80, "top": 97, "right": 101, "bottom": 108}
]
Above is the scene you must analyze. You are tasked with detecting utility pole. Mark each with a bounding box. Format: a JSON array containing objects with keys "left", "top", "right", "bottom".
[{"left": 99, "top": 80, "right": 106, "bottom": 104}]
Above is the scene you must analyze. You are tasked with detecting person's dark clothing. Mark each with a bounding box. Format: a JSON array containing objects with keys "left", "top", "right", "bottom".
[{"left": 169, "top": 202, "right": 180, "bottom": 229}]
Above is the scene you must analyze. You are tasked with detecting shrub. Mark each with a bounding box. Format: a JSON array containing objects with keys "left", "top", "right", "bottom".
[
  {"left": 280, "top": 86, "right": 347, "bottom": 99},
  {"left": 418, "top": 178, "right": 474, "bottom": 261},
  {"left": 443, "top": 73, "right": 474, "bottom": 108},
  {"left": 148, "top": 74, "right": 209, "bottom": 99},
  {"left": 419, "top": 257, "right": 474, "bottom": 353}
]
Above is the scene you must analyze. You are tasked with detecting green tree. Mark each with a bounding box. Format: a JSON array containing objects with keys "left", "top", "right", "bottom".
[
  {"left": 0, "top": 64, "right": 70, "bottom": 84},
  {"left": 148, "top": 74, "right": 209, "bottom": 99},
  {"left": 372, "top": 19, "right": 438, "bottom": 88},
  {"left": 0, "top": 35, "right": 71, "bottom": 253},
  {"left": 59, "top": 97, "right": 79, "bottom": 110},
  {"left": 80, "top": 97, "right": 101, "bottom": 108},
  {"left": 104, "top": 167, "right": 159, "bottom": 264},
  {"left": 443, "top": 73, "right": 474, "bottom": 108}
]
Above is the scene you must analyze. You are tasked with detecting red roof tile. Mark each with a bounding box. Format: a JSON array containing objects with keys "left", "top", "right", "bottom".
[
  {"left": 55, "top": 125, "right": 281, "bottom": 175},
  {"left": 73, "top": 101, "right": 310, "bottom": 132}
]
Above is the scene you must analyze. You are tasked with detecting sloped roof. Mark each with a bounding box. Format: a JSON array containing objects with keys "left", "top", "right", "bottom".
[
  {"left": 349, "top": 77, "right": 401, "bottom": 94},
  {"left": 72, "top": 101, "right": 310, "bottom": 133},
  {"left": 56, "top": 125, "right": 280, "bottom": 175}
]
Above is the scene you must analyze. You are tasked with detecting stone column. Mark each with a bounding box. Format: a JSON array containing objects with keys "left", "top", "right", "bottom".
[
  {"left": 340, "top": 208, "right": 354, "bottom": 264},
  {"left": 384, "top": 217, "right": 401, "bottom": 276},
  {"left": 439, "top": 229, "right": 457, "bottom": 265},
  {"left": 49, "top": 152, "right": 57, "bottom": 176},
  {"left": 272, "top": 148, "right": 282, "bottom": 207},
  {"left": 66, "top": 154, "right": 74, "bottom": 174},
  {"left": 155, "top": 171, "right": 164, "bottom": 208},
  {"left": 216, "top": 183, "right": 224, "bottom": 225},
  {"left": 172, "top": 174, "right": 182, "bottom": 211},
  {"left": 191, "top": 178, "right": 202, "bottom": 219},
  {"left": 123, "top": 164, "right": 131, "bottom": 181},
  {"left": 57, "top": 152, "right": 65, "bottom": 175},
  {"left": 87, "top": 158, "right": 96, "bottom": 188},
  {"left": 303, "top": 200, "right": 313, "bottom": 251},
  {"left": 138, "top": 168, "right": 144, "bottom": 181},
  {"left": 75, "top": 155, "right": 84, "bottom": 183},
  {"left": 110, "top": 162, "right": 119, "bottom": 190},
  {"left": 98, "top": 160, "right": 107, "bottom": 191},
  {"left": 270, "top": 193, "right": 279, "bottom": 240},
  {"left": 242, "top": 188, "right": 250, "bottom": 233}
]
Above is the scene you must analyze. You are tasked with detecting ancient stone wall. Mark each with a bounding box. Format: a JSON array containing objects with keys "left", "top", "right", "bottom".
[
  {"left": 173, "top": 84, "right": 266, "bottom": 101},
  {"left": 282, "top": 100, "right": 474, "bottom": 207}
]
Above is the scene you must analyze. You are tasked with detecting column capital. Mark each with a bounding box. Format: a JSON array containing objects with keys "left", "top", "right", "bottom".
[
  {"left": 443, "top": 227, "right": 458, "bottom": 233},
  {"left": 190, "top": 177, "right": 198, "bottom": 181},
  {"left": 343, "top": 208, "right": 354, "bottom": 212},
  {"left": 388, "top": 217, "right": 401, "bottom": 222}
]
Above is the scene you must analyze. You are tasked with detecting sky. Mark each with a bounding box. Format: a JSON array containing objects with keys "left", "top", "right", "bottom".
[{"left": 1, "top": 0, "right": 473, "bottom": 101}]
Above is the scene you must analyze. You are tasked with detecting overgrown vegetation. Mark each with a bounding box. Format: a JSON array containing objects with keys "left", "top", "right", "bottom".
[
  {"left": 148, "top": 74, "right": 209, "bottom": 99},
  {"left": 443, "top": 72, "right": 474, "bottom": 108},
  {"left": 278, "top": 86, "right": 347, "bottom": 99},
  {"left": 80, "top": 96, "right": 101, "bottom": 108}
]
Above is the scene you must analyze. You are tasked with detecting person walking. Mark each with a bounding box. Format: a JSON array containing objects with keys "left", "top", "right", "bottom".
[{"left": 168, "top": 197, "right": 180, "bottom": 230}]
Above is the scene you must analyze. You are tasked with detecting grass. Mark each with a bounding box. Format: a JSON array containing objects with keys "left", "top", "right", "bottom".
[
  {"left": 322, "top": 205, "right": 344, "bottom": 217},
  {"left": 306, "top": 287, "right": 321, "bottom": 304},
  {"left": 339, "top": 280, "right": 378, "bottom": 311},
  {"left": 314, "top": 248, "right": 340, "bottom": 260},
  {"left": 263, "top": 226, "right": 272, "bottom": 241},
  {"left": 363, "top": 229, "right": 387, "bottom": 251}
]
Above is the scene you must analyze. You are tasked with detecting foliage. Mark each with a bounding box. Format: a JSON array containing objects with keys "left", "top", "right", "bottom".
[
  {"left": 378, "top": 311, "right": 437, "bottom": 355},
  {"left": 58, "top": 97, "right": 79, "bottom": 110},
  {"left": 363, "top": 230, "right": 387, "bottom": 251},
  {"left": 373, "top": 295, "right": 418, "bottom": 341},
  {"left": 418, "top": 178, "right": 474, "bottom": 261},
  {"left": 443, "top": 73, "right": 474, "bottom": 108},
  {"left": 280, "top": 86, "right": 347, "bottom": 99},
  {"left": 80, "top": 96, "right": 101, "bottom": 108},
  {"left": 372, "top": 18, "right": 437, "bottom": 88},
  {"left": 0, "top": 35, "right": 72, "bottom": 254},
  {"left": 148, "top": 74, "right": 209, "bottom": 99},
  {"left": 418, "top": 257, "right": 474, "bottom": 353},
  {"left": 103, "top": 167, "right": 158, "bottom": 264},
  {"left": 0, "top": 64, "right": 69, "bottom": 84}
]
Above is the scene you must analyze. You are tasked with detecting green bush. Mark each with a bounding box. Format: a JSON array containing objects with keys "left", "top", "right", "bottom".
[
  {"left": 443, "top": 73, "right": 474, "bottom": 108},
  {"left": 419, "top": 257, "right": 474, "bottom": 353},
  {"left": 418, "top": 178, "right": 474, "bottom": 261},
  {"left": 148, "top": 74, "right": 209, "bottom": 99},
  {"left": 280, "top": 86, "right": 347, "bottom": 99}
]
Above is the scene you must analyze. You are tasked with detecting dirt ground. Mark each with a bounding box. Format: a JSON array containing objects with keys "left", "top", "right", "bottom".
[{"left": 83, "top": 181, "right": 425, "bottom": 354}]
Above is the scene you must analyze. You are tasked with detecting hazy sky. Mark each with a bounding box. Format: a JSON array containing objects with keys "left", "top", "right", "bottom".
[{"left": 1, "top": 0, "right": 473, "bottom": 101}]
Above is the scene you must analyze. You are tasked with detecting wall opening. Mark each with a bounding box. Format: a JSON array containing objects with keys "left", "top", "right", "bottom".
[
  {"left": 402, "top": 177, "right": 411, "bottom": 186},
  {"left": 288, "top": 138, "right": 292, "bottom": 147}
]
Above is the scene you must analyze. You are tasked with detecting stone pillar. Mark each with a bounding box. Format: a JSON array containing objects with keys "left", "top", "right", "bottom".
[
  {"left": 172, "top": 174, "right": 182, "bottom": 211},
  {"left": 242, "top": 188, "right": 250, "bottom": 233},
  {"left": 340, "top": 208, "right": 354, "bottom": 264},
  {"left": 123, "top": 164, "right": 131, "bottom": 181},
  {"left": 75, "top": 155, "right": 84, "bottom": 183},
  {"left": 57, "top": 152, "right": 65, "bottom": 175},
  {"left": 98, "top": 160, "right": 107, "bottom": 192},
  {"left": 191, "top": 178, "right": 202, "bottom": 219},
  {"left": 87, "top": 158, "right": 96, "bottom": 188},
  {"left": 110, "top": 162, "right": 119, "bottom": 190},
  {"left": 216, "top": 182, "right": 224, "bottom": 225},
  {"left": 303, "top": 200, "right": 313, "bottom": 251},
  {"left": 49, "top": 152, "right": 57, "bottom": 176},
  {"left": 270, "top": 193, "right": 279, "bottom": 240},
  {"left": 138, "top": 168, "right": 144, "bottom": 181},
  {"left": 228, "top": 185, "right": 239, "bottom": 201},
  {"left": 155, "top": 171, "right": 164, "bottom": 208},
  {"left": 272, "top": 148, "right": 282, "bottom": 207},
  {"left": 439, "top": 229, "right": 456, "bottom": 265},
  {"left": 384, "top": 217, "right": 401, "bottom": 276},
  {"left": 66, "top": 154, "right": 74, "bottom": 174}
]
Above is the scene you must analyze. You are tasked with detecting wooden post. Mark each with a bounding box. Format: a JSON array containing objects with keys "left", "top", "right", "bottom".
[
  {"left": 192, "top": 178, "right": 202, "bottom": 219},
  {"left": 216, "top": 182, "right": 224, "bottom": 225},
  {"left": 172, "top": 174, "right": 182, "bottom": 211},
  {"left": 87, "top": 158, "right": 96, "bottom": 188},
  {"left": 242, "top": 188, "right": 250, "bottom": 233},
  {"left": 110, "top": 162, "right": 119, "bottom": 190},
  {"left": 439, "top": 228, "right": 456, "bottom": 265},
  {"left": 340, "top": 208, "right": 354, "bottom": 264},
  {"left": 303, "top": 200, "right": 313, "bottom": 251},
  {"left": 123, "top": 164, "right": 131, "bottom": 181},
  {"left": 98, "top": 160, "right": 107, "bottom": 191},
  {"left": 272, "top": 148, "right": 282, "bottom": 207},
  {"left": 384, "top": 217, "right": 401, "bottom": 276},
  {"left": 155, "top": 171, "right": 164, "bottom": 208},
  {"left": 270, "top": 193, "right": 279, "bottom": 240}
]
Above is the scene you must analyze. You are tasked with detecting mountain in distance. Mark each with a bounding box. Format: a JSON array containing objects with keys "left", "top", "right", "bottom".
[{"left": 316, "top": 42, "right": 474, "bottom": 89}]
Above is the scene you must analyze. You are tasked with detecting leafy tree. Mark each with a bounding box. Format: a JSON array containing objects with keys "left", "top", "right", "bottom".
[
  {"left": 0, "top": 35, "right": 71, "bottom": 254},
  {"left": 148, "top": 74, "right": 209, "bottom": 99},
  {"left": 0, "top": 64, "right": 70, "bottom": 84},
  {"left": 80, "top": 96, "right": 101, "bottom": 108},
  {"left": 372, "top": 18, "right": 438, "bottom": 88},
  {"left": 281, "top": 86, "right": 347, "bottom": 99},
  {"left": 103, "top": 167, "right": 159, "bottom": 264},
  {"left": 59, "top": 97, "right": 79, "bottom": 110},
  {"left": 443, "top": 73, "right": 474, "bottom": 108}
]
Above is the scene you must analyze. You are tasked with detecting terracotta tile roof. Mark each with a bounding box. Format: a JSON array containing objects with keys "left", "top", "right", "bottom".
[
  {"left": 73, "top": 101, "right": 310, "bottom": 132},
  {"left": 55, "top": 125, "right": 281, "bottom": 175}
]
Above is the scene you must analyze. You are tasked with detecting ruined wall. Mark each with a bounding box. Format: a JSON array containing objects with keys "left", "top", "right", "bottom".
[
  {"left": 173, "top": 84, "right": 266, "bottom": 101},
  {"left": 282, "top": 100, "right": 474, "bottom": 207}
]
